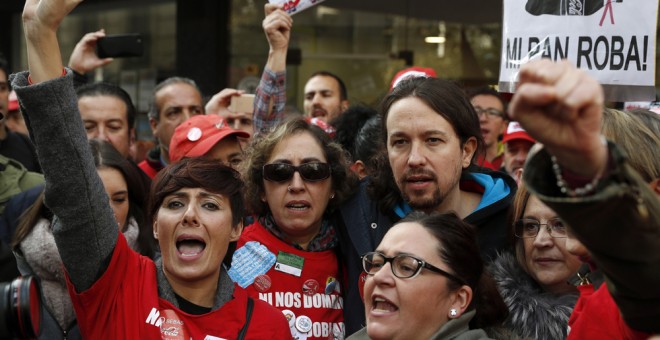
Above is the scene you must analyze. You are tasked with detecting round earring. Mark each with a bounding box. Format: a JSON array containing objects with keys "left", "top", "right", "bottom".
[
  {"left": 449, "top": 309, "right": 458, "bottom": 317},
  {"left": 330, "top": 193, "right": 335, "bottom": 199}
]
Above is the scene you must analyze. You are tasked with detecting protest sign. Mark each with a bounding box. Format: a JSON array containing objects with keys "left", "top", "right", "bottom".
[
  {"left": 499, "top": 0, "right": 659, "bottom": 101},
  {"left": 269, "top": 0, "right": 327, "bottom": 15}
]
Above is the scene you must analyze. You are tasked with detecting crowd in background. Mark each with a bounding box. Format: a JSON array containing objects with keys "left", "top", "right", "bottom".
[{"left": 0, "top": 1, "right": 658, "bottom": 340}]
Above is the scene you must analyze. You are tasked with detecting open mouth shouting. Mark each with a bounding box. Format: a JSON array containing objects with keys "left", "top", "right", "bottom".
[
  {"left": 312, "top": 108, "right": 327, "bottom": 118},
  {"left": 176, "top": 234, "right": 206, "bottom": 261},
  {"left": 371, "top": 294, "right": 398, "bottom": 315}
]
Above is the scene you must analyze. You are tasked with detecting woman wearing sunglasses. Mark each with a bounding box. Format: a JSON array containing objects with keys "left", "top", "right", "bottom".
[
  {"left": 490, "top": 182, "right": 581, "bottom": 340},
  {"left": 348, "top": 211, "right": 507, "bottom": 340},
  {"left": 233, "top": 118, "right": 355, "bottom": 339},
  {"left": 11, "top": 0, "right": 292, "bottom": 338}
]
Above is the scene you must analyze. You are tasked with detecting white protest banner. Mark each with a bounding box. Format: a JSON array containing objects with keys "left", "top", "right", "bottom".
[
  {"left": 499, "top": 0, "right": 659, "bottom": 101},
  {"left": 269, "top": 0, "right": 327, "bottom": 16}
]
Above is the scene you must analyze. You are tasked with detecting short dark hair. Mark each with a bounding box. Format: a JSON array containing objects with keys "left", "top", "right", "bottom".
[
  {"left": 398, "top": 211, "right": 508, "bottom": 328},
  {"left": 369, "top": 77, "right": 485, "bottom": 215},
  {"left": 353, "top": 115, "right": 383, "bottom": 176},
  {"left": 330, "top": 104, "right": 378, "bottom": 162},
  {"left": 76, "top": 82, "right": 137, "bottom": 131},
  {"left": 149, "top": 77, "right": 201, "bottom": 121},
  {"left": 242, "top": 118, "right": 355, "bottom": 216},
  {"left": 148, "top": 157, "right": 245, "bottom": 264},
  {"left": 149, "top": 157, "right": 244, "bottom": 227},
  {"left": 466, "top": 86, "right": 507, "bottom": 113},
  {"left": 309, "top": 71, "right": 348, "bottom": 101}
]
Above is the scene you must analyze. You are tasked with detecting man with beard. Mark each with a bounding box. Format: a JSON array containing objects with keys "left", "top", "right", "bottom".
[
  {"left": 252, "top": 5, "right": 348, "bottom": 133},
  {"left": 252, "top": 6, "right": 516, "bottom": 336},
  {"left": 303, "top": 70, "right": 349, "bottom": 123},
  {"left": 337, "top": 76, "right": 516, "bottom": 334}
]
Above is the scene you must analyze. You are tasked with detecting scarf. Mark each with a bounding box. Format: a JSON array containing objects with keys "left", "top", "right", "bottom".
[
  {"left": 19, "top": 216, "right": 143, "bottom": 330},
  {"left": 259, "top": 214, "right": 337, "bottom": 252}
]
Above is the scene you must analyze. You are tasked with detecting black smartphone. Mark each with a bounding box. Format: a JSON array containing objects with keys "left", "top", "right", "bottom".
[{"left": 96, "top": 34, "right": 144, "bottom": 58}]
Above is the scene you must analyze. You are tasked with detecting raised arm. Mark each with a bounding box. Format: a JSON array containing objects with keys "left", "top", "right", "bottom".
[
  {"left": 253, "top": 4, "right": 291, "bottom": 136},
  {"left": 510, "top": 59, "right": 660, "bottom": 333},
  {"left": 67, "top": 29, "right": 114, "bottom": 88},
  {"left": 13, "top": 0, "right": 118, "bottom": 292}
]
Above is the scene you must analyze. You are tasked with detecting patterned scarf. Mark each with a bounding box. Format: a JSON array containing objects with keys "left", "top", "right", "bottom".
[{"left": 259, "top": 214, "right": 337, "bottom": 252}]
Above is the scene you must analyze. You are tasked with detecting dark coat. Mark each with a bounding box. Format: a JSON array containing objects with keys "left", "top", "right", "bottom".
[{"left": 490, "top": 252, "right": 577, "bottom": 340}]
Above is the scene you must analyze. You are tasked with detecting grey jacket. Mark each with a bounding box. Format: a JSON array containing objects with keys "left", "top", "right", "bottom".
[
  {"left": 10, "top": 70, "right": 234, "bottom": 310},
  {"left": 347, "top": 310, "right": 492, "bottom": 340},
  {"left": 523, "top": 144, "right": 660, "bottom": 333}
]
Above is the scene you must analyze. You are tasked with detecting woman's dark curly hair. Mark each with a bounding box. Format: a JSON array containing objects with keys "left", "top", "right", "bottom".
[{"left": 241, "top": 117, "right": 356, "bottom": 217}]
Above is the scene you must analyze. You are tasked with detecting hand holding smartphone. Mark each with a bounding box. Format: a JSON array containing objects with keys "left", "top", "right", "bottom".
[{"left": 96, "top": 34, "right": 144, "bottom": 58}]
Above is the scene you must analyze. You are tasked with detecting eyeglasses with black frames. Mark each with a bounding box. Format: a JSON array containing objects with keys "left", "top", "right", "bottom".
[
  {"left": 514, "top": 217, "right": 567, "bottom": 238},
  {"left": 362, "top": 251, "right": 465, "bottom": 285},
  {"left": 474, "top": 106, "right": 504, "bottom": 119},
  {"left": 262, "top": 162, "right": 331, "bottom": 182}
]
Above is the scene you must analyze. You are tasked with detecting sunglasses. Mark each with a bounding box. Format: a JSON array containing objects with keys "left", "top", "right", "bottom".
[{"left": 263, "top": 162, "right": 331, "bottom": 182}]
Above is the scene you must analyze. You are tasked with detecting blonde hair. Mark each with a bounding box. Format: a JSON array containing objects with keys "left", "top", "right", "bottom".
[{"left": 601, "top": 108, "right": 660, "bottom": 182}]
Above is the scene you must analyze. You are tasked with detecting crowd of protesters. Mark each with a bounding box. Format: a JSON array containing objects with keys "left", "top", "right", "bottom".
[{"left": 0, "top": 1, "right": 658, "bottom": 339}]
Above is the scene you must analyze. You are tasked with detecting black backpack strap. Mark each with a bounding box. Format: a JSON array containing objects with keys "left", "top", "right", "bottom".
[{"left": 237, "top": 297, "right": 254, "bottom": 340}]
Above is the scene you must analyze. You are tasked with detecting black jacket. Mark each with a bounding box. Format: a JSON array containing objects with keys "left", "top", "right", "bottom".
[{"left": 337, "top": 169, "right": 516, "bottom": 335}]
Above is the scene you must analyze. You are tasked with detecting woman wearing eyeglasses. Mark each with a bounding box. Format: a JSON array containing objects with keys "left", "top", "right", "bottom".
[
  {"left": 233, "top": 118, "right": 355, "bottom": 339},
  {"left": 348, "top": 211, "right": 507, "bottom": 340},
  {"left": 489, "top": 182, "right": 581, "bottom": 339}
]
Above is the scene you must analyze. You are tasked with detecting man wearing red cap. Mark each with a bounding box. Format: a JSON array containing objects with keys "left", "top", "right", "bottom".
[
  {"left": 468, "top": 86, "right": 509, "bottom": 171},
  {"left": 502, "top": 121, "right": 535, "bottom": 181},
  {"left": 389, "top": 67, "right": 437, "bottom": 90},
  {"left": 169, "top": 114, "right": 249, "bottom": 168}
]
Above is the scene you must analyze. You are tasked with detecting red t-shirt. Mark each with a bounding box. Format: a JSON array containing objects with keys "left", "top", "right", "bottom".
[
  {"left": 568, "top": 284, "right": 651, "bottom": 340},
  {"left": 229, "top": 222, "right": 344, "bottom": 339},
  {"left": 67, "top": 233, "right": 292, "bottom": 339}
]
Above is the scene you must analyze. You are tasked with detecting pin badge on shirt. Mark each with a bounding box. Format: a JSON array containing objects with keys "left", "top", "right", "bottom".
[
  {"left": 282, "top": 309, "right": 296, "bottom": 328},
  {"left": 274, "top": 251, "right": 305, "bottom": 277},
  {"left": 295, "top": 315, "right": 313, "bottom": 334},
  {"left": 302, "top": 279, "right": 320, "bottom": 296},
  {"left": 253, "top": 274, "right": 272, "bottom": 293},
  {"left": 325, "top": 276, "right": 339, "bottom": 295}
]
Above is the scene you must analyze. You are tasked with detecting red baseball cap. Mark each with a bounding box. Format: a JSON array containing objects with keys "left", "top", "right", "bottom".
[
  {"left": 390, "top": 67, "right": 437, "bottom": 90},
  {"left": 169, "top": 115, "right": 250, "bottom": 163},
  {"left": 8, "top": 90, "right": 18, "bottom": 111},
  {"left": 502, "top": 121, "right": 535, "bottom": 144}
]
